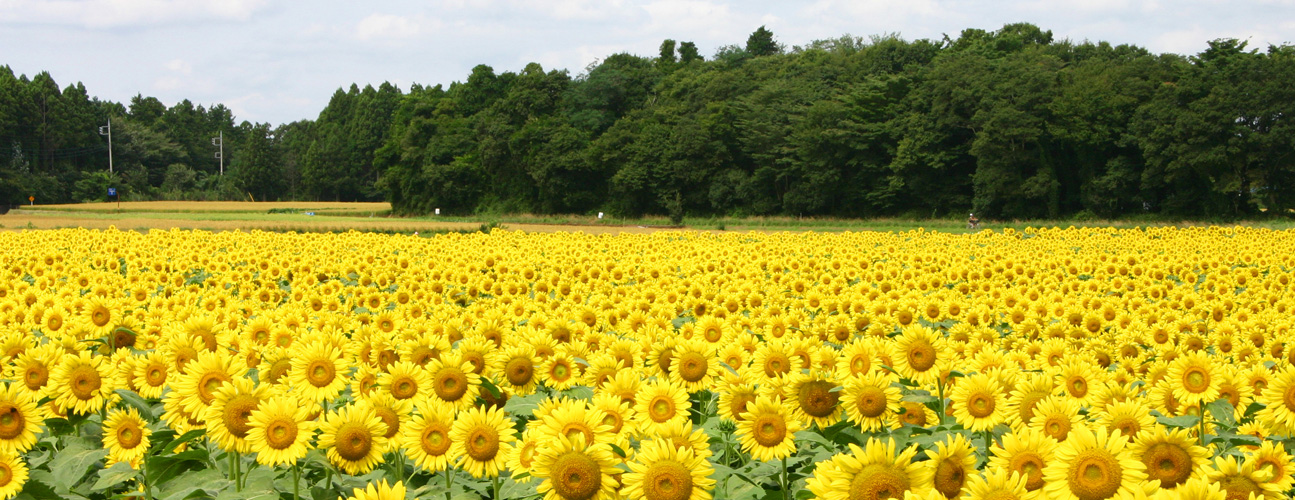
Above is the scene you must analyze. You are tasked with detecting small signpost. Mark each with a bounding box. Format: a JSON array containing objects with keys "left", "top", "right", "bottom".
[
  {"left": 28, "top": 196, "right": 34, "bottom": 206},
  {"left": 109, "top": 187, "right": 119, "bottom": 211}
]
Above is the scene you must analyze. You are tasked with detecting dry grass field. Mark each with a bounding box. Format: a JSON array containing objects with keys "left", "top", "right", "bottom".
[{"left": 0, "top": 201, "right": 684, "bottom": 234}]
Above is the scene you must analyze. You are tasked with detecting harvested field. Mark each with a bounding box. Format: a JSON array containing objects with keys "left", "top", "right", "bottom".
[{"left": 30, "top": 201, "right": 391, "bottom": 213}]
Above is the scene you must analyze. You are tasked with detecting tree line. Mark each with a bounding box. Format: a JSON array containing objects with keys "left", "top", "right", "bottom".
[{"left": 4, "top": 23, "right": 1294, "bottom": 220}]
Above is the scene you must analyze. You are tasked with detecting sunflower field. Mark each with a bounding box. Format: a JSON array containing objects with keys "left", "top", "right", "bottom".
[{"left": 0, "top": 226, "right": 1293, "bottom": 500}]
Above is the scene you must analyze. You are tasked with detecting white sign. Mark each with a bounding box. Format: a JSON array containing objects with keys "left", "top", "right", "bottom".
[
  {"left": 597, "top": 212, "right": 604, "bottom": 219},
  {"left": 435, "top": 208, "right": 440, "bottom": 215}
]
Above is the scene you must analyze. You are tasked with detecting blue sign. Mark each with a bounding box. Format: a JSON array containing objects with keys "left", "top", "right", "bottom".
[{"left": 108, "top": 188, "right": 117, "bottom": 196}]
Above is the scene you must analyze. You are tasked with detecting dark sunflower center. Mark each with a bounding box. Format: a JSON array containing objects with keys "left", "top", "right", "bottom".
[
  {"left": 69, "top": 365, "right": 102, "bottom": 400},
  {"left": 465, "top": 427, "right": 500, "bottom": 462},
  {"left": 1142, "top": 442, "right": 1192, "bottom": 488},
  {"left": 856, "top": 385, "right": 887, "bottom": 418},
  {"left": 421, "top": 425, "right": 451, "bottom": 456},
  {"left": 849, "top": 463, "right": 910, "bottom": 500},
  {"left": 752, "top": 414, "right": 787, "bottom": 447},
  {"left": 334, "top": 422, "right": 373, "bottom": 462},
  {"left": 551, "top": 451, "right": 602, "bottom": 500},
  {"left": 266, "top": 416, "right": 297, "bottom": 449},
  {"left": 506, "top": 357, "right": 534, "bottom": 386},
  {"left": 934, "top": 458, "right": 967, "bottom": 498},
  {"left": 23, "top": 363, "right": 48, "bottom": 391},
  {"left": 1011, "top": 451, "right": 1045, "bottom": 491},
  {"left": 644, "top": 459, "right": 692, "bottom": 500},
  {"left": 374, "top": 407, "right": 400, "bottom": 439},
  {"left": 224, "top": 394, "right": 259, "bottom": 439},
  {"left": 1067, "top": 449, "right": 1123, "bottom": 500},
  {"left": 1219, "top": 475, "right": 1261, "bottom": 500},
  {"left": 899, "top": 402, "right": 927, "bottom": 426},
  {"left": 198, "top": 372, "right": 231, "bottom": 404},
  {"left": 306, "top": 360, "right": 335, "bottom": 388},
  {"left": 391, "top": 376, "right": 418, "bottom": 400},
  {"left": 677, "top": 352, "right": 708, "bottom": 383},
  {"left": 1043, "top": 416, "right": 1072, "bottom": 441},
  {"left": 798, "top": 380, "right": 839, "bottom": 418},
  {"left": 434, "top": 368, "right": 469, "bottom": 402},
  {"left": 906, "top": 340, "right": 936, "bottom": 372},
  {"left": 967, "top": 392, "right": 995, "bottom": 418},
  {"left": 729, "top": 393, "right": 756, "bottom": 422},
  {"left": 0, "top": 404, "right": 24, "bottom": 439},
  {"left": 0, "top": 462, "right": 11, "bottom": 486},
  {"left": 763, "top": 353, "right": 789, "bottom": 378},
  {"left": 116, "top": 422, "right": 143, "bottom": 449},
  {"left": 1182, "top": 367, "right": 1210, "bottom": 393},
  {"left": 649, "top": 396, "right": 676, "bottom": 423}
]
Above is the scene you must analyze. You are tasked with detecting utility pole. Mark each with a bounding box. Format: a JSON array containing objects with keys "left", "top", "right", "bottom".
[
  {"left": 212, "top": 131, "right": 223, "bottom": 175},
  {"left": 98, "top": 119, "right": 113, "bottom": 174}
]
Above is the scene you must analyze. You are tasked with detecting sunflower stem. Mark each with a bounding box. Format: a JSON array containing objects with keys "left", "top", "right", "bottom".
[
  {"left": 937, "top": 378, "right": 947, "bottom": 422},
  {"left": 445, "top": 468, "right": 454, "bottom": 500},
  {"left": 780, "top": 456, "right": 790, "bottom": 500},
  {"left": 141, "top": 455, "right": 153, "bottom": 500},
  {"left": 492, "top": 474, "right": 501, "bottom": 500},
  {"left": 292, "top": 463, "right": 300, "bottom": 500}
]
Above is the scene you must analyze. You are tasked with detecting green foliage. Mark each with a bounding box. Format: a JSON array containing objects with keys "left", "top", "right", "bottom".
[{"left": 7, "top": 24, "right": 1295, "bottom": 220}]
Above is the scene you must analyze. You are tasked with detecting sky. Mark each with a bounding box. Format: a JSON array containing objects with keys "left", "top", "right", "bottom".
[{"left": 1, "top": 0, "right": 1291, "bottom": 126}]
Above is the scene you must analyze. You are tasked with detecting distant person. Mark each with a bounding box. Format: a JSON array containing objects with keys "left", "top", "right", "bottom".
[{"left": 968, "top": 213, "right": 980, "bottom": 230}]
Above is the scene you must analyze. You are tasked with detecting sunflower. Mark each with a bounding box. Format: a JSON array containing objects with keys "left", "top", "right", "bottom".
[
  {"left": 540, "top": 350, "right": 582, "bottom": 391},
  {"left": 205, "top": 376, "right": 272, "bottom": 454},
  {"left": 963, "top": 469, "right": 1037, "bottom": 500},
  {"left": 399, "top": 401, "right": 456, "bottom": 473},
  {"left": 1207, "top": 455, "right": 1282, "bottom": 500},
  {"left": 363, "top": 391, "right": 411, "bottom": 453},
  {"left": 1172, "top": 476, "right": 1228, "bottom": 500},
  {"left": 288, "top": 340, "right": 350, "bottom": 404},
  {"left": 1255, "top": 367, "right": 1295, "bottom": 435},
  {"left": 736, "top": 395, "right": 801, "bottom": 462},
  {"left": 836, "top": 338, "right": 878, "bottom": 380},
  {"left": 81, "top": 295, "right": 119, "bottom": 337},
  {"left": 894, "top": 401, "right": 940, "bottom": 429},
  {"left": 172, "top": 349, "right": 246, "bottom": 417},
  {"left": 1055, "top": 360, "right": 1103, "bottom": 407},
  {"left": 343, "top": 479, "right": 406, "bottom": 500},
  {"left": 805, "top": 438, "right": 930, "bottom": 500},
  {"left": 378, "top": 361, "right": 432, "bottom": 405},
  {"left": 50, "top": 350, "right": 116, "bottom": 416},
  {"left": 509, "top": 428, "right": 542, "bottom": 483},
  {"left": 130, "top": 350, "right": 171, "bottom": 399},
  {"left": 747, "top": 340, "right": 796, "bottom": 384},
  {"left": 426, "top": 355, "right": 482, "bottom": 411},
  {"left": 1128, "top": 424, "right": 1210, "bottom": 490},
  {"left": 782, "top": 370, "right": 843, "bottom": 429},
  {"left": 535, "top": 399, "right": 614, "bottom": 447},
  {"left": 498, "top": 345, "right": 539, "bottom": 396},
  {"left": 1028, "top": 395, "right": 1083, "bottom": 443},
  {"left": 1042, "top": 424, "right": 1149, "bottom": 500},
  {"left": 1247, "top": 440, "right": 1295, "bottom": 492},
  {"left": 1096, "top": 400, "right": 1157, "bottom": 441},
  {"left": 924, "top": 433, "right": 977, "bottom": 499},
  {"left": 317, "top": 401, "right": 389, "bottom": 475},
  {"left": 103, "top": 407, "right": 151, "bottom": 467},
  {"left": 840, "top": 371, "right": 900, "bottom": 432},
  {"left": 668, "top": 338, "right": 720, "bottom": 393},
  {"left": 1166, "top": 351, "right": 1220, "bottom": 407},
  {"left": 449, "top": 405, "right": 516, "bottom": 478},
  {"left": 634, "top": 379, "right": 691, "bottom": 436},
  {"left": 890, "top": 325, "right": 949, "bottom": 386},
  {"left": 589, "top": 392, "right": 632, "bottom": 438},
  {"left": 988, "top": 427, "right": 1057, "bottom": 493},
  {"left": 1006, "top": 372, "right": 1055, "bottom": 426},
  {"left": 0, "top": 383, "right": 40, "bottom": 454},
  {"left": 532, "top": 434, "right": 621, "bottom": 500},
  {"left": 0, "top": 450, "right": 28, "bottom": 500},
  {"left": 950, "top": 372, "right": 1005, "bottom": 433},
  {"left": 247, "top": 394, "right": 315, "bottom": 466},
  {"left": 623, "top": 437, "right": 717, "bottom": 500},
  {"left": 718, "top": 379, "right": 759, "bottom": 423},
  {"left": 9, "top": 343, "right": 58, "bottom": 398}
]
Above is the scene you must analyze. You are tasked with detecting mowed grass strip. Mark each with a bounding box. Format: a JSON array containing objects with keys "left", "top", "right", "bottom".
[{"left": 28, "top": 201, "right": 392, "bottom": 214}]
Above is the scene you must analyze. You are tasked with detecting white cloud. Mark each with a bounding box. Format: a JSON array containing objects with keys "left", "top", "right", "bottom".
[
  {"left": 0, "top": 0, "right": 268, "bottom": 28},
  {"left": 164, "top": 58, "right": 192, "bottom": 75},
  {"left": 356, "top": 13, "right": 423, "bottom": 40}
]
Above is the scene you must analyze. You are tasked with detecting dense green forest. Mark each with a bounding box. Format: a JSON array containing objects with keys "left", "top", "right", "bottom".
[{"left": 3, "top": 23, "right": 1293, "bottom": 220}]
